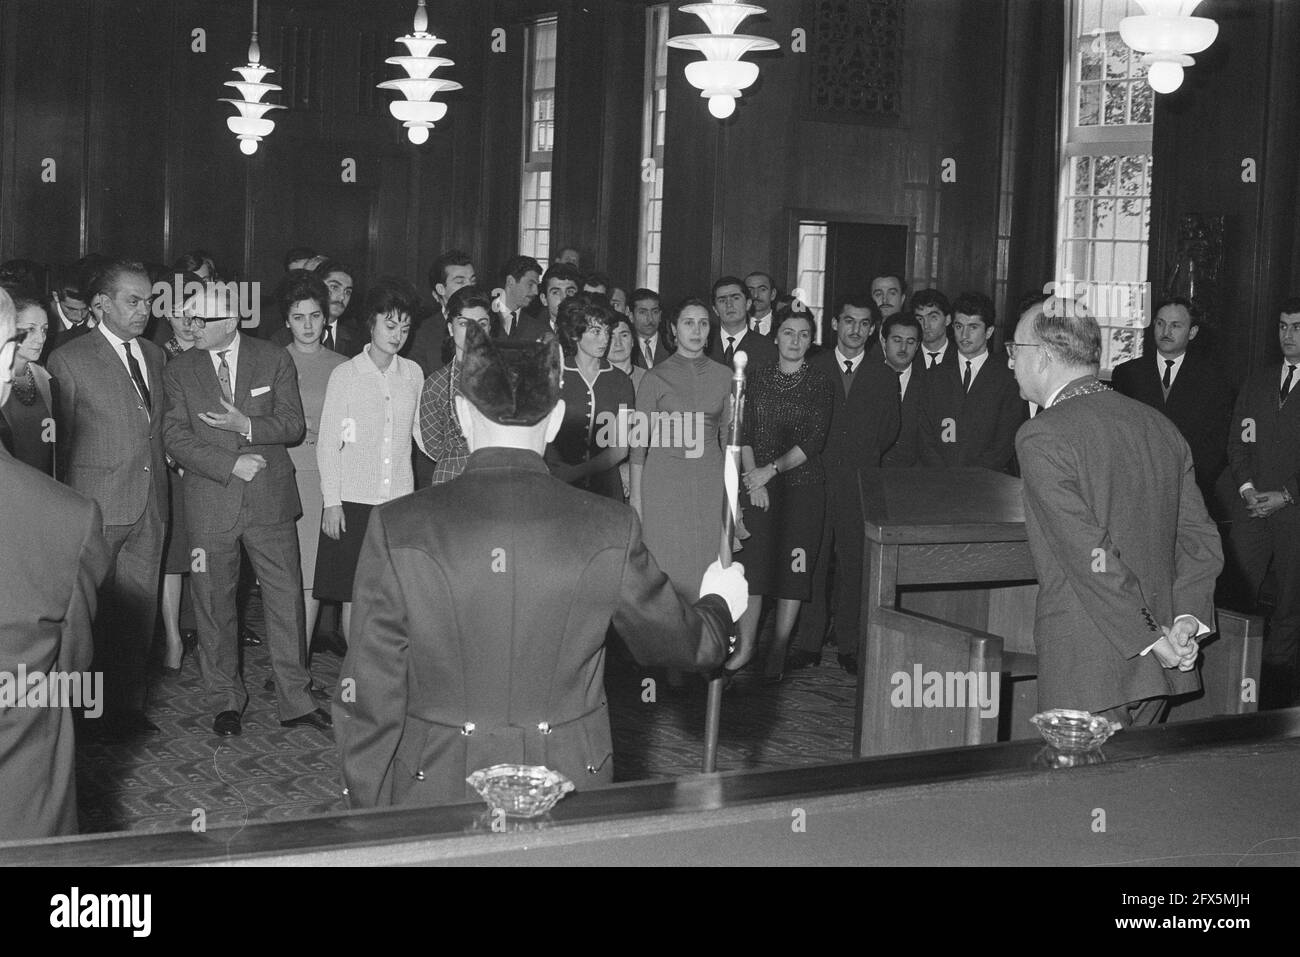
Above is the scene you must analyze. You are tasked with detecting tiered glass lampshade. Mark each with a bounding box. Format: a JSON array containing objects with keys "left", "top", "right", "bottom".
[
  {"left": 220, "top": 33, "right": 285, "bottom": 156},
  {"left": 378, "top": 0, "right": 463, "bottom": 144},
  {"left": 668, "top": 1, "right": 778, "bottom": 119},
  {"left": 1120, "top": 0, "right": 1218, "bottom": 94}
]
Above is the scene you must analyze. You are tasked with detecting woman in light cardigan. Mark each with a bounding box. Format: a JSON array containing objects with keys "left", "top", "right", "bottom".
[{"left": 314, "top": 285, "right": 422, "bottom": 648}]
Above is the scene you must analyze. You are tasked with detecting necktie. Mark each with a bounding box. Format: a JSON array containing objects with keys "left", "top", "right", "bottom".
[
  {"left": 1162, "top": 359, "right": 1174, "bottom": 398},
  {"left": 928, "top": 352, "right": 939, "bottom": 368},
  {"left": 724, "top": 336, "right": 736, "bottom": 364},
  {"left": 1282, "top": 364, "right": 1296, "bottom": 404},
  {"left": 504, "top": 310, "right": 516, "bottom": 337},
  {"left": 642, "top": 338, "right": 654, "bottom": 369},
  {"left": 963, "top": 360, "right": 972, "bottom": 393},
  {"left": 123, "top": 342, "right": 151, "bottom": 410},
  {"left": 843, "top": 359, "right": 853, "bottom": 375},
  {"left": 217, "top": 350, "right": 233, "bottom": 403},
  {"left": 894, "top": 367, "right": 905, "bottom": 401},
  {"left": 841, "top": 358, "right": 855, "bottom": 397},
  {"left": 322, "top": 324, "right": 335, "bottom": 352}
]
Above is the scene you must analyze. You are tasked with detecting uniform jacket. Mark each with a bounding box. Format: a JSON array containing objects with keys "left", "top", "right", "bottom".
[
  {"left": 1111, "top": 348, "right": 1234, "bottom": 495},
  {"left": 919, "top": 350, "right": 1027, "bottom": 474},
  {"left": 1016, "top": 378, "right": 1223, "bottom": 712},
  {"left": 335, "top": 447, "right": 733, "bottom": 807},
  {"left": 1226, "top": 360, "right": 1300, "bottom": 523},
  {"left": 162, "top": 334, "right": 305, "bottom": 534},
  {"left": 0, "top": 445, "right": 110, "bottom": 839},
  {"left": 47, "top": 327, "right": 167, "bottom": 525},
  {"left": 811, "top": 349, "right": 901, "bottom": 473}
]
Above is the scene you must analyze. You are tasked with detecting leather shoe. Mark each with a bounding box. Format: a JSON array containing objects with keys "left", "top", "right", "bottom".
[
  {"left": 837, "top": 653, "right": 858, "bottom": 676},
  {"left": 786, "top": 649, "right": 821, "bottom": 670},
  {"left": 213, "top": 710, "right": 242, "bottom": 736},
  {"left": 281, "top": 708, "right": 332, "bottom": 732},
  {"left": 240, "top": 626, "right": 263, "bottom": 647}
]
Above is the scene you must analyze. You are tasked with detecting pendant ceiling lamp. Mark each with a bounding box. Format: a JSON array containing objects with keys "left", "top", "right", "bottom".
[
  {"left": 378, "top": 0, "right": 463, "bottom": 144},
  {"left": 1120, "top": 0, "right": 1218, "bottom": 95},
  {"left": 667, "top": 0, "right": 778, "bottom": 119},
  {"left": 220, "top": 0, "right": 285, "bottom": 155}
]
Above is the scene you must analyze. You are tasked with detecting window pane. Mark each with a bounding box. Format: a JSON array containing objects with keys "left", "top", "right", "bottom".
[
  {"left": 1118, "top": 156, "right": 1144, "bottom": 195},
  {"left": 1104, "top": 35, "right": 1128, "bottom": 79},
  {"left": 1093, "top": 198, "right": 1116, "bottom": 240},
  {"left": 1078, "top": 83, "right": 1101, "bottom": 125},
  {"left": 637, "top": 4, "right": 670, "bottom": 290},
  {"left": 1130, "top": 81, "right": 1153, "bottom": 122},
  {"left": 1073, "top": 156, "right": 1093, "bottom": 195},
  {"left": 796, "top": 221, "right": 828, "bottom": 331},
  {"left": 1093, "top": 155, "right": 1117, "bottom": 194},
  {"left": 1081, "top": 47, "right": 1103, "bottom": 82},
  {"left": 1103, "top": 81, "right": 1127, "bottom": 124},
  {"left": 1071, "top": 199, "right": 1091, "bottom": 238}
]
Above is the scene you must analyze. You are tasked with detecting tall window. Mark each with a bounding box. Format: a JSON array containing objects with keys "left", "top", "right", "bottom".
[
  {"left": 637, "top": 4, "right": 670, "bottom": 291},
  {"left": 1057, "top": 0, "right": 1154, "bottom": 373},
  {"left": 520, "top": 17, "right": 558, "bottom": 264},
  {"left": 795, "top": 221, "right": 828, "bottom": 343}
]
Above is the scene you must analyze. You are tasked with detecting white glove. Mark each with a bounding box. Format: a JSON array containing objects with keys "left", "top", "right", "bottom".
[{"left": 700, "top": 559, "right": 748, "bottom": 622}]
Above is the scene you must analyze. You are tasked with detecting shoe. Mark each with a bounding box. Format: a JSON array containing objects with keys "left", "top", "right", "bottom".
[
  {"left": 786, "top": 649, "right": 821, "bottom": 670},
  {"left": 837, "top": 653, "right": 858, "bottom": 676},
  {"left": 213, "top": 710, "right": 242, "bottom": 736},
  {"left": 281, "top": 708, "right": 332, "bottom": 732},
  {"left": 312, "top": 630, "right": 347, "bottom": 657},
  {"left": 240, "top": 626, "right": 263, "bottom": 647}
]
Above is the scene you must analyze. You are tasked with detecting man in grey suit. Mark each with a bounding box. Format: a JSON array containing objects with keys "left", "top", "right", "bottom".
[
  {"left": 47, "top": 260, "right": 167, "bottom": 738},
  {"left": 1010, "top": 295, "right": 1223, "bottom": 725},
  {"left": 0, "top": 287, "right": 111, "bottom": 838},
  {"left": 163, "top": 283, "right": 328, "bottom": 737}
]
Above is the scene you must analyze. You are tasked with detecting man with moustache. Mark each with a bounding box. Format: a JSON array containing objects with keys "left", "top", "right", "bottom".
[
  {"left": 163, "top": 283, "right": 328, "bottom": 737},
  {"left": 870, "top": 274, "right": 906, "bottom": 323},
  {"left": 919, "top": 292, "right": 1026, "bottom": 474},
  {"left": 630, "top": 289, "right": 672, "bottom": 369},
  {"left": 707, "top": 276, "right": 777, "bottom": 371},
  {"left": 793, "top": 294, "right": 900, "bottom": 673},
  {"left": 911, "top": 289, "right": 954, "bottom": 370},
  {"left": 1224, "top": 298, "right": 1300, "bottom": 708},
  {"left": 1010, "top": 295, "right": 1220, "bottom": 722},
  {"left": 0, "top": 286, "right": 111, "bottom": 838},
  {"left": 1111, "top": 298, "right": 1233, "bottom": 511},
  {"left": 746, "top": 271, "right": 778, "bottom": 339},
  {"left": 407, "top": 250, "right": 477, "bottom": 378},
  {"left": 880, "top": 312, "right": 926, "bottom": 467},
  {"left": 47, "top": 260, "right": 168, "bottom": 739},
  {"left": 537, "top": 263, "right": 582, "bottom": 334},
  {"left": 496, "top": 256, "right": 546, "bottom": 340}
]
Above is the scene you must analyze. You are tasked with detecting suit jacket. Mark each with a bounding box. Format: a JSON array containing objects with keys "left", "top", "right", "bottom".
[
  {"left": 407, "top": 301, "right": 447, "bottom": 377},
  {"left": 707, "top": 328, "right": 777, "bottom": 372},
  {"left": 46, "top": 328, "right": 168, "bottom": 526},
  {"left": 1226, "top": 361, "right": 1300, "bottom": 522},
  {"left": 162, "top": 335, "right": 305, "bottom": 534},
  {"left": 811, "top": 350, "right": 901, "bottom": 474},
  {"left": 1111, "top": 349, "right": 1233, "bottom": 496},
  {"left": 335, "top": 447, "right": 733, "bottom": 808},
  {"left": 919, "top": 351, "right": 1027, "bottom": 474},
  {"left": 0, "top": 445, "right": 110, "bottom": 839},
  {"left": 502, "top": 309, "right": 553, "bottom": 342},
  {"left": 630, "top": 333, "right": 674, "bottom": 369},
  {"left": 43, "top": 310, "right": 95, "bottom": 362},
  {"left": 882, "top": 363, "right": 927, "bottom": 468},
  {"left": 1016, "top": 379, "right": 1222, "bottom": 712},
  {"left": 911, "top": 341, "right": 954, "bottom": 373}
]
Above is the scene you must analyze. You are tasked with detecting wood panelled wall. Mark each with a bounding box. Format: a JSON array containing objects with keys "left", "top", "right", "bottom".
[{"left": 1148, "top": 0, "right": 1300, "bottom": 384}]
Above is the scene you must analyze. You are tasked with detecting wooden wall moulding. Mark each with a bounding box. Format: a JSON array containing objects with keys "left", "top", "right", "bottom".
[{"left": 805, "top": 0, "right": 904, "bottom": 125}]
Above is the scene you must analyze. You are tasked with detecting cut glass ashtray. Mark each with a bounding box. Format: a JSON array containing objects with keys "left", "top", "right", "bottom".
[
  {"left": 1030, "top": 709, "right": 1121, "bottom": 752},
  {"left": 466, "top": 764, "right": 575, "bottom": 818}
]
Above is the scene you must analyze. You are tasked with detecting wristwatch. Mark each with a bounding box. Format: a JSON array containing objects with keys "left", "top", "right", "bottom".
[{"left": 770, "top": 462, "right": 780, "bottom": 474}]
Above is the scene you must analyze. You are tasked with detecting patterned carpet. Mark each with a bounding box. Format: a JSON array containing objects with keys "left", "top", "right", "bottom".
[{"left": 76, "top": 637, "right": 858, "bottom": 835}]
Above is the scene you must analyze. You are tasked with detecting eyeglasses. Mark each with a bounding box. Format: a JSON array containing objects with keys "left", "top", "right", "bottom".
[
  {"left": 1005, "top": 342, "right": 1043, "bottom": 359},
  {"left": 183, "top": 315, "right": 241, "bottom": 328}
]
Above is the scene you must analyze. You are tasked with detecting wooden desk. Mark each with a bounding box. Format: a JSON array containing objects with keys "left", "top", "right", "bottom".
[
  {"left": 854, "top": 468, "right": 1261, "bottom": 757},
  {"left": 855, "top": 468, "right": 1038, "bottom": 757}
]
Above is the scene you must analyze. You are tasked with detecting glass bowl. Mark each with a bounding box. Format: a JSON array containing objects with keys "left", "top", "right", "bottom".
[
  {"left": 1030, "top": 709, "right": 1121, "bottom": 752},
  {"left": 466, "top": 764, "right": 575, "bottom": 818}
]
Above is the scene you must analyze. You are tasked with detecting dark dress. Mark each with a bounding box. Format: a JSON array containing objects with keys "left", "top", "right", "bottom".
[
  {"left": 630, "top": 352, "right": 731, "bottom": 602},
  {"left": 0, "top": 365, "right": 55, "bottom": 476},
  {"left": 552, "top": 358, "right": 636, "bottom": 500},
  {"left": 740, "top": 361, "right": 834, "bottom": 600}
]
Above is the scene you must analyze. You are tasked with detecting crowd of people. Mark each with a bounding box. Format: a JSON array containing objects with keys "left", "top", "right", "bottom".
[{"left": 1, "top": 242, "right": 1298, "bottom": 832}]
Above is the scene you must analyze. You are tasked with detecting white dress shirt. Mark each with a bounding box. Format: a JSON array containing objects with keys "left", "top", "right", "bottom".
[
  {"left": 922, "top": 340, "right": 950, "bottom": 369},
  {"left": 722, "top": 326, "right": 750, "bottom": 353},
  {"left": 958, "top": 349, "right": 990, "bottom": 389},
  {"left": 751, "top": 312, "right": 773, "bottom": 337},
  {"left": 98, "top": 322, "right": 150, "bottom": 393},
  {"left": 317, "top": 345, "right": 422, "bottom": 507},
  {"left": 1158, "top": 351, "right": 1186, "bottom": 391},
  {"left": 640, "top": 333, "right": 661, "bottom": 368},
  {"left": 896, "top": 361, "right": 914, "bottom": 399},
  {"left": 835, "top": 347, "right": 865, "bottom": 375}
]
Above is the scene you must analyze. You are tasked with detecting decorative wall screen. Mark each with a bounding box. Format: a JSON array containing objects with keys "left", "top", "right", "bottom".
[{"left": 806, "top": 0, "right": 904, "bottom": 122}]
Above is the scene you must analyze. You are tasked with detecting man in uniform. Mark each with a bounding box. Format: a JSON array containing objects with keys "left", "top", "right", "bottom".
[{"left": 336, "top": 325, "right": 747, "bottom": 806}]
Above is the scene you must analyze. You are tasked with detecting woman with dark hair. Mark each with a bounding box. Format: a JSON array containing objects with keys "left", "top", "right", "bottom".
[
  {"left": 0, "top": 287, "right": 57, "bottom": 476},
  {"left": 629, "top": 297, "right": 732, "bottom": 604},
  {"left": 736, "top": 311, "right": 834, "bottom": 682},
  {"left": 415, "top": 286, "right": 493, "bottom": 485},
  {"left": 315, "top": 284, "right": 422, "bottom": 646},
  {"left": 281, "top": 270, "right": 347, "bottom": 647},
  {"left": 607, "top": 311, "right": 645, "bottom": 502},
  {"left": 549, "top": 297, "right": 634, "bottom": 499}
]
